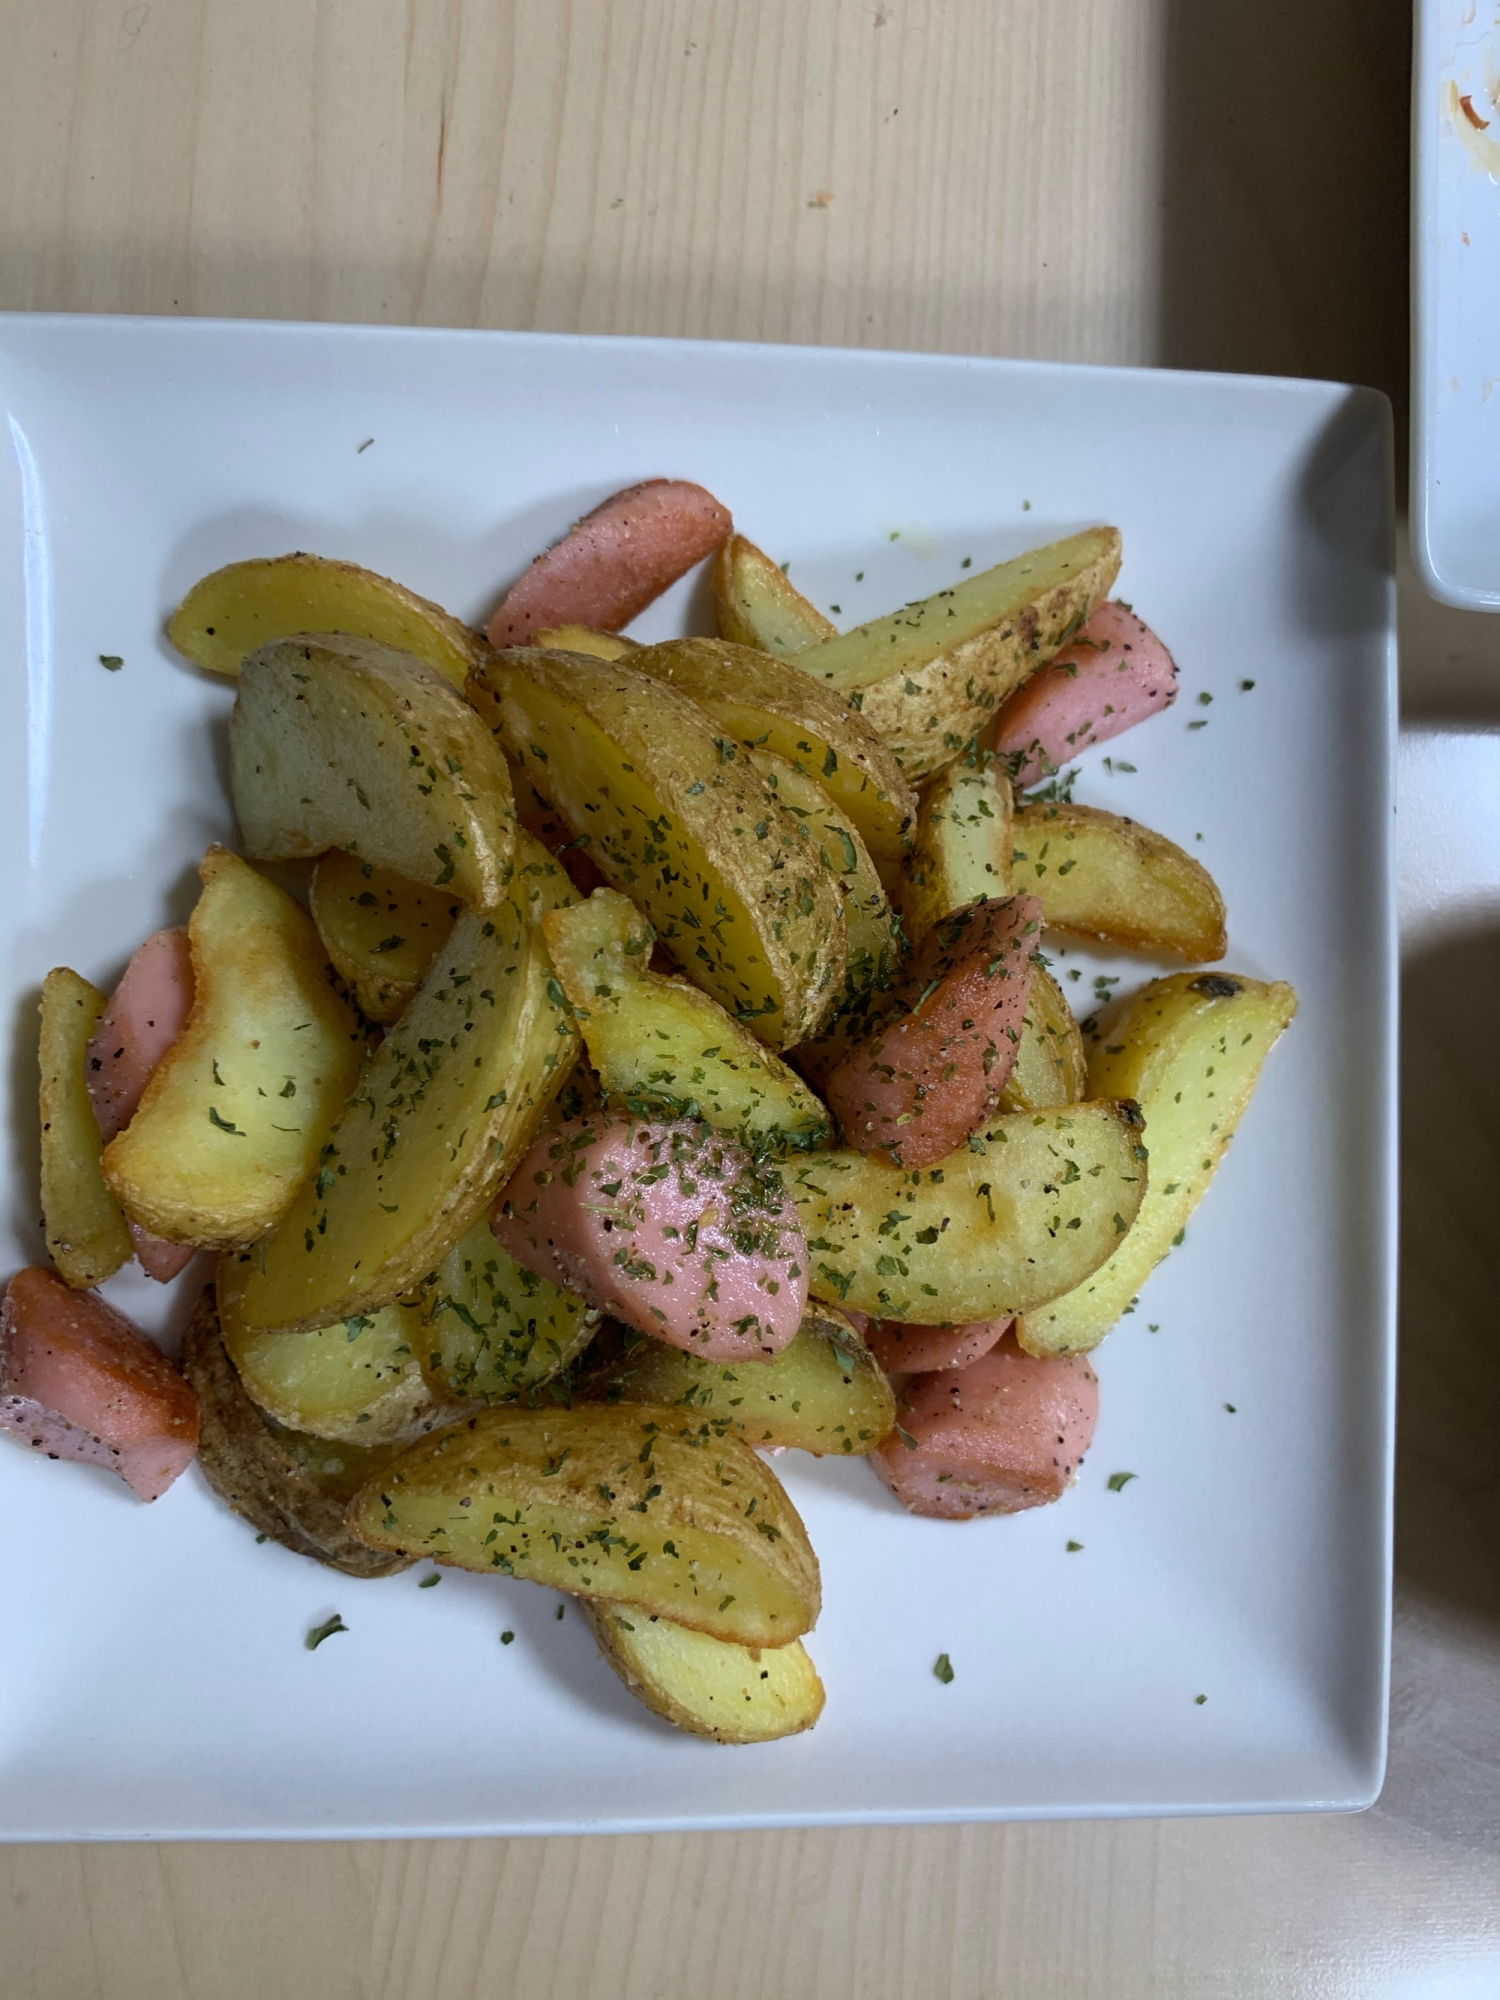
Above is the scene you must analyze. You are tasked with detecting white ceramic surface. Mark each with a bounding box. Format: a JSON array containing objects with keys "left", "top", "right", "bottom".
[
  {"left": 0, "top": 316, "right": 1396, "bottom": 1839},
  {"left": 1412, "top": 0, "right": 1500, "bottom": 607}
]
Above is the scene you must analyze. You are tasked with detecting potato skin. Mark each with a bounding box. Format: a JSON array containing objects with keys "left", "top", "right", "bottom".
[
  {"left": 182, "top": 1286, "right": 414, "bottom": 1577},
  {"left": 581, "top": 1599, "right": 825, "bottom": 1743}
]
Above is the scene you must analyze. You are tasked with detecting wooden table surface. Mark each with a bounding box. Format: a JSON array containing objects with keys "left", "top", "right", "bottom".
[{"left": 3, "top": 4, "right": 1499, "bottom": 1995}]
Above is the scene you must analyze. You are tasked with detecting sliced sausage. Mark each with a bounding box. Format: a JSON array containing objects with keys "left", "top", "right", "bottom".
[
  {"left": 825, "top": 894, "right": 1041, "bottom": 1168},
  {"left": 85, "top": 926, "right": 194, "bottom": 1142},
  {"left": 852, "top": 1310, "right": 1011, "bottom": 1375},
  {"left": 988, "top": 601, "right": 1178, "bottom": 789},
  {"left": 493, "top": 1114, "right": 806, "bottom": 1362},
  {"left": 0, "top": 1266, "right": 200, "bottom": 1500},
  {"left": 488, "top": 480, "right": 734, "bottom": 645}
]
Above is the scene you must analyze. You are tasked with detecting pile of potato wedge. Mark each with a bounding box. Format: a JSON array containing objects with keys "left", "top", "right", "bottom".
[{"left": 19, "top": 486, "right": 1297, "bottom": 1747}]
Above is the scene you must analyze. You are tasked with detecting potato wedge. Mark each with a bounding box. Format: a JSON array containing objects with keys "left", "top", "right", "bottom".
[
  {"left": 168, "top": 552, "right": 487, "bottom": 690},
  {"left": 181, "top": 1286, "right": 414, "bottom": 1577},
  {"left": 629, "top": 636, "right": 916, "bottom": 867},
  {"left": 582, "top": 1600, "right": 825, "bottom": 1742},
  {"left": 789, "top": 528, "right": 1122, "bottom": 780},
  {"left": 467, "top": 647, "right": 846, "bottom": 1047},
  {"left": 223, "top": 1299, "right": 439, "bottom": 1444},
  {"left": 418, "top": 1217, "right": 599, "bottom": 1401},
  {"left": 102, "top": 849, "right": 363, "bottom": 1250},
  {"left": 789, "top": 1102, "right": 1147, "bottom": 1323},
  {"left": 997, "top": 966, "right": 1087, "bottom": 1114},
  {"left": 347, "top": 1404, "right": 821, "bottom": 1646},
  {"left": 898, "top": 764, "right": 1014, "bottom": 944},
  {"left": 216, "top": 835, "right": 579, "bottom": 1337},
  {"left": 1010, "top": 803, "right": 1227, "bottom": 961},
  {"left": 309, "top": 852, "right": 462, "bottom": 1024},
  {"left": 38, "top": 969, "right": 134, "bottom": 1288},
  {"left": 1019, "top": 972, "right": 1296, "bottom": 1356},
  {"left": 530, "top": 625, "right": 641, "bottom": 660},
  {"left": 543, "top": 889, "right": 832, "bottom": 1154},
  {"left": 710, "top": 534, "right": 838, "bottom": 657},
  {"left": 231, "top": 633, "right": 515, "bottom": 909},
  {"left": 584, "top": 1307, "right": 894, "bottom": 1455}
]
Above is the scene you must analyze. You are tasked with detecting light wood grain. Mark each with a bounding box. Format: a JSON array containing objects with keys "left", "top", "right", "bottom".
[{"left": 4, "top": 2, "right": 1500, "bottom": 1996}]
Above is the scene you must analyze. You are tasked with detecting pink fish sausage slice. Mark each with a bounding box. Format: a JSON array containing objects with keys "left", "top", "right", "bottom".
[
  {"left": 86, "top": 927, "right": 194, "bottom": 1143},
  {"left": 853, "top": 1311, "right": 1012, "bottom": 1375},
  {"left": 989, "top": 601, "right": 1178, "bottom": 789}
]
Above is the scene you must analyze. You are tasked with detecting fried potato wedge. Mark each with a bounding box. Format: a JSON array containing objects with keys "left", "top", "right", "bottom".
[
  {"left": 630, "top": 636, "right": 916, "bottom": 867},
  {"left": 530, "top": 625, "right": 641, "bottom": 660},
  {"left": 710, "top": 534, "right": 838, "bottom": 657},
  {"left": 789, "top": 528, "right": 1122, "bottom": 780},
  {"left": 898, "top": 764, "right": 1014, "bottom": 944},
  {"left": 169, "top": 552, "right": 487, "bottom": 690},
  {"left": 1010, "top": 803, "right": 1227, "bottom": 961},
  {"left": 231, "top": 633, "right": 515, "bottom": 908},
  {"left": 1019, "top": 972, "right": 1296, "bottom": 1356},
  {"left": 102, "top": 849, "right": 363, "bottom": 1250},
  {"left": 223, "top": 1299, "right": 438, "bottom": 1444},
  {"left": 997, "top": 966, "right": 1086, "bottom": 1114},
  {"left": 309, "top": 852, "right": 462, "bottom": 1024},
  {"left": 217, "top": 835, "right": 579, "bottom": 1337},
  {"left": 39, "top": 969, "right": 134, "bottom": 1288},
  {"left": 584, "top": 1307, "right": 894, "bottom": 1455},
  {"left": 467, "top": 647, "right": 846, "bottom": 1047},
  {"left": 789, "top": 1102, "right": 1147, "bottom": 1323},
  {"left": 543, "top": 889, "right": 832, "bottom": 1154},
  {"left": 347, "top": 1404, "right": 821, "bottom": 1646},
  {"left": 417, "top": 1217, "right": 598, "bottom": 1401},
  {"left": 582, "top": 1600, "right": 825, "bottom": 1742},
  {"left": 182, "top": 1287, "right": 414, "bottom": 1576}
]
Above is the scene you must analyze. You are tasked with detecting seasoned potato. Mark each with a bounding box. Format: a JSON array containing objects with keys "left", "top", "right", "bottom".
[
  {"left": 710, "top": 534, "right": 838, "bottom": 657},
  {"left": 898, "top": 764, "right": 1014, "bottom": 944},
  {"left": 543, "top": 889, "right": 832, "bottom": 1154},
  {"left": 629, "top": 636, "right": 916, "bottom": 867},
  {"left": 530, "top": 625, "right": 641, "bottom": 660},
  {"left": 182, "top": 1286, "right": 414, "bottom": 1577},
  {"left": 584, "top": 1307, "right": 895, "bottom": 1455},
  {"left": 217, "top": 836, "right": 578, "bottom": 1337},
  {"left": 102, "top": 849, "right": 363, "bottom": 1250},
  {"left": 230, "top": 633, "right": 515, "bottom": 909},
  {"left": 418, "top": 1217, "right": 598, "bottom": 1401},
  {"left": 582, "top": 1600, "right": 825, "bottom": 1742},
  {"left": 997, "top": 966, "right": 1087, "bottom": 1114},
  {"left": 1010, "top": 803, "right": 1227, "bottom": 961},
  {"left": 309, "top": 852, "right": 462, "bottom": 1024},
  {"left": 38, "top": 969, "right": 134, "bottom": 1288},
  {"left": 1019, "top": 972, "right": 1296, "bottom": 1356},
  {"left": 168, "top": 552, "right": 488, "bottom": 689},
  {"left": 222, "top": 1300, "right": 438, "bottom": 1444},
  {"left": 789, "top": 528, "right": 1122, "bottom": 779},
  {"left": 348, "top": 1404, "right": 821, "bottom": 1646},
  {"left": 789, "top": 1101, "right": 1148, "bottom": 1323},
  {"left": 467, "top": 647, "right": 846, "bottom": 1047}
]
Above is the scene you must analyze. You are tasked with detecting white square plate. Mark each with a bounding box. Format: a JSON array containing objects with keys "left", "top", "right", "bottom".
[
  {"left": 1412, "top": 0, "right": 1500, "bottom": 607},
  {"left": 0, "top": 316, "right": 1396, "bottom": 1839}
]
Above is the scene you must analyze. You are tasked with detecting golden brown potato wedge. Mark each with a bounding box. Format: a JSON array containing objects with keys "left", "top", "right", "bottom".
[
  {"left": 789, "top": 528, "right": 1122, "bottom": 780},
  {"left": 1019, "top": 972, "right": 1296, "bottom": 1356},
  {"left": 347, "top": 1403, "right": 821, "bottom": 1647},
  {"left": 466, "top": 647, "right": 846, "bottom": 1047},
  {"left": 629, "top": 636, "right": 916, "bottom": 867},
  {"left": 530, "top": 625, "right": 641, "bottom": 660},
  {"left": 182, "top": 1286, "right": 414, "bottom": 1577},
  {"left": 710, "top": 535, "right": 838, "bottom": 657},
  {"left": 38, "top": 968, "right": 134, "bottom": 1288},
  {"left": 543, "top": 889, "right": 832, "bottom": 1154},
  {"left": 789, "top": 1102, "right": 1148, "bottom": 1323},
  {"left": 1010, "top": 803, "right": 1227, "bottom": 961},
  {"left": 309, "top": 852, "right": 462, "bottom": 1024},
  {"left": 223, "top": 1300, "right": 439, "bottom": 1444},
  {"left": 230, "top": 633, "right": 515, "bottom": 909},
  {"left": 418, "top": 1217, "right": 599, "bottom": 1401},
  {"left": 582, "top": 1600, "right": 825, "bottom": 1742},
  {"left": 997, "top": 965, "right": 1087, "bottom": 1114},
  {"left": 584, "top": 1307, "right": 894, "bottom": 1455},
  {"left": 898, "top": 764, "right": 1014, "bottom": 945},
  {"left": 168, "top": 552, "right": 486, "bottom": 690},
  {"left": 217, "top": 835, "right": 578, "bottom": 1338},
  {"left": 102, "top": 849, "right": 363, "bottom": 1250}
]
